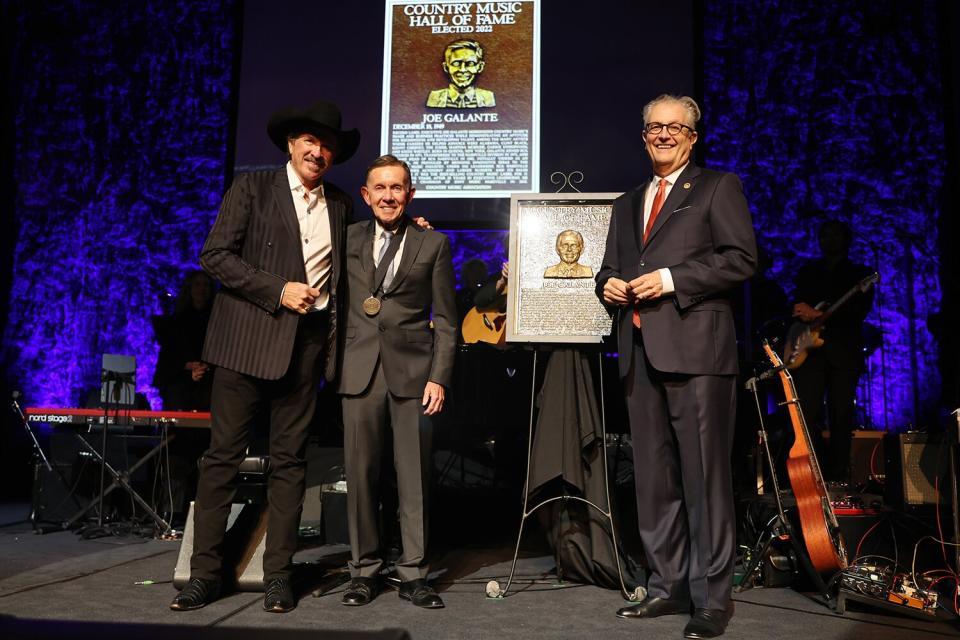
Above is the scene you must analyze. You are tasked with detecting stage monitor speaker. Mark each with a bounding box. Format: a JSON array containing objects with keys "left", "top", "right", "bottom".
[
  {"left": 884, "top": 433, "right": 950, "bottom": 510},
  {"left": 173, "top": 501, "right": 267, "bottom": 591}
]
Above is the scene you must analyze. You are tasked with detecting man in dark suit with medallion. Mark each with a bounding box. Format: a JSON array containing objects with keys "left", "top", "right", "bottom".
[
  {"left": 596, "top": 95, "right": 757, "bottom": 638},
  {"left": 170, "top": 101, "right": 358, "bottom": 613},
  {"left": 337, "top": 155, "right": 456, "bottom": 609}
]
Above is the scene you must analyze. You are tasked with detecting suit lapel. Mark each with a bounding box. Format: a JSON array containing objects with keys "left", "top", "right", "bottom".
[
  {"left": 326, "top": 192, "right": 344, "bottom": 289},
  {"left": 644, "top": 163, "right": 701, "bottom": 248},
  {"left": 272, "top": 170, "right": 301, "bottom": 249},
  {"left": 359, "top": 220, "right": 376, "bottom": 291},
  {"left": 629, "top": 187, "right": 646, "bottom": 250},
  {"left": 388, "top": 219, "right": 425, "bottom": 292}
]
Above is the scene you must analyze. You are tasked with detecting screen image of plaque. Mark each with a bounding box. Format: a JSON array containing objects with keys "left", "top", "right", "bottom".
[
  {"left": 381, "top": 0, "right": 541, "bottom": 198},
  {"left": 506, "top": 194, "right": 620, "bottom": 344}
]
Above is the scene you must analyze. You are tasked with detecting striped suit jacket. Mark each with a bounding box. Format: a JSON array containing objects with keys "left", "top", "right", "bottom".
[{"left": 200, "top": 168, "right": 352, "bottom": 381}]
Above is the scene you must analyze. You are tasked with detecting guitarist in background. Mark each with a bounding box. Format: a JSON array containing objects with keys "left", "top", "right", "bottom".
[{"left": 791, "top": 219, "right": 875, "bottom": 482}]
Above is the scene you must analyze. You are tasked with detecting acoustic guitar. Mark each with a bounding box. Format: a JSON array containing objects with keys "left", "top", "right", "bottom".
[
  {"left": 783, "top": 272, "right": 879, "bottom": 370},
  {"left": 461, "top": 307, "right": 506, "bottom": 345},
  {"left": 762, "top": 341, "right": 847, "bottom": 574}
]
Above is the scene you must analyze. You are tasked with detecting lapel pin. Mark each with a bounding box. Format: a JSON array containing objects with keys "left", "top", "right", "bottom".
[{"left": 683, "top": 182, "right": 691, "bottom": 190}]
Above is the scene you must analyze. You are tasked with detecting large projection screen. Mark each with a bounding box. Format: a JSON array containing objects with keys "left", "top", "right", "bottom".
[
  {"left": 233, "top": 1, "right": 695, "bottom": 224},
  {"left": 381, "top": 1, "right": 540, "bottom": 198}
]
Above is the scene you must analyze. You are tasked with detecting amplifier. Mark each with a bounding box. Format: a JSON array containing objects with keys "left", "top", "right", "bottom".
[{"left": 884, "top": 433, "right": 950, "bottom": 509}]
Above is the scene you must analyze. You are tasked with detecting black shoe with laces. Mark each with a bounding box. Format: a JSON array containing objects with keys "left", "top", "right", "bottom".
[
  {"left": 263, "top": 577, "right": 296, "bottom": 613},
  {"left": 398, "top": 578, "right": 444, "bottom": 609},
  {"left": 342, "top": 577, "right": 378, "bottom": 606},
  {"left": 170, "top": 577, "right": 221, "bottom": 611}
]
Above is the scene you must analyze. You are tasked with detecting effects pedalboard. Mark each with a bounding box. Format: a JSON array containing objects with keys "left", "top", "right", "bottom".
[{"left": 838, "top": 564, "right": 940, "bottom": 619}]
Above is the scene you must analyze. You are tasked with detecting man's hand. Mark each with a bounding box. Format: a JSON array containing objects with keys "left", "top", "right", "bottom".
[
  {"left": 185, "top": 361, "right": 209, "bottom": 382},
  {"left": 413, "top": 216, "right": 433, "bottom": 230},
  {"left": 282, "top": 282, "right": 320, "bottom": 314},
  {"left": 496, "top": 261, "right": 509, "bottom": 292},
  {"left": 628, "top": 272, "right": 663, "bottom": 301},
  {"left": 422, "top": 381, "right": 445, "bottom": 415},
  {"left": 792, "top": 302, "right": 823, "bottom": 323},
  {"left": 602, "top": 277, "right": 634, "bottom": 306}
]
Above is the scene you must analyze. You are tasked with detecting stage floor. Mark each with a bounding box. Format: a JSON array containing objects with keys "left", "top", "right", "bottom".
[{"left": 0, "top": 504, "right": 957, "bottom": 640}]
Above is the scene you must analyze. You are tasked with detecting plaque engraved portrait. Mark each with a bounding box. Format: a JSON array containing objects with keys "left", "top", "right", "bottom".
[
  {"left": 506, "top": 193, "right": 620, "bottom": 344},
  {"left": 543, "top": 230, "right": 594, "bottom": 279}
]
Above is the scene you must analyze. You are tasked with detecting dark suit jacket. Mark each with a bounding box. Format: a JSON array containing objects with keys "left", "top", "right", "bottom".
[
  {"left": 596, "top": 163, "right": 757, "bottom": 378},
  {"left": 200, "top": 168, "right": 352, "bottom": 381},
  {"left": 336, "top": 218, "right": 457, "bottom": 397}
]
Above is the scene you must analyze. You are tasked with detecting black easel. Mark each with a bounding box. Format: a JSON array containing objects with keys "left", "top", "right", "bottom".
[{"left": 487, "top": 346, "right": 640, "bottom": 602}]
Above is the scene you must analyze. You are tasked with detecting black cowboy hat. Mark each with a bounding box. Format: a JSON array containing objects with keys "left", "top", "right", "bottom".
[{"left": 266, "top": 101, "right": 360, "bottom": 164}]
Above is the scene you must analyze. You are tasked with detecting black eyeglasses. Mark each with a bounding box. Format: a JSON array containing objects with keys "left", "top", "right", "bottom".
[{"left": 644, "top": 122, "right": 695, "bottom": 136}]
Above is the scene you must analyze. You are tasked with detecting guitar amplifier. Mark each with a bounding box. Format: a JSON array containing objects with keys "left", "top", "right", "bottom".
[
  {"left": 884, "top": 433, "right": 949, "bottom": 509},
  {"left": 850, "top": 430, "right": 885, "bottom": 485}
]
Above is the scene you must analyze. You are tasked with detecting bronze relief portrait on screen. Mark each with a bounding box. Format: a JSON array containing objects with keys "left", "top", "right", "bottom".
[{"left": 426, "top": 39, "right": 496, "bottom": 108}]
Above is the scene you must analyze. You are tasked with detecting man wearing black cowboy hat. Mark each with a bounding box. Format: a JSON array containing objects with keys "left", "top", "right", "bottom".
[{"left": 170, "top": 101, "right": 359, "bottom": 614}]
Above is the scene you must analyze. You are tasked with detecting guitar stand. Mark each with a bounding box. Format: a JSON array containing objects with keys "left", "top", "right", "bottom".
[
  {"left": 736, "top": 376, "right": 836, "bottom": 609},
  {"left": 487, "top": 348, "right": 641, "bottom": 602}
]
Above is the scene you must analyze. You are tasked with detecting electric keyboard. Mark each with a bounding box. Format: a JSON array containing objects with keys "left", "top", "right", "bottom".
[{"left": 25, "top": 407, "right": 212, "bottom": 429}]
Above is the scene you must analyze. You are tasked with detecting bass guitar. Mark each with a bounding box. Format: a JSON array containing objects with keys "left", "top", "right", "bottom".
[
  {"left": 783, "top": 272, "right": 879, "bottom": 369},
  {"left": 762, "top": 341, "right": 847, "bottom": 574}
]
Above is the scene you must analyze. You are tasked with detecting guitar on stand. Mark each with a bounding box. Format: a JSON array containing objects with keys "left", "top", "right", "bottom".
[
  {"left": 782, "top": 272, "right": 878, "bottom": 369},
  {"left": 737, "top": 342, "right": 847, "bottom": 606},
  {"left": 763, "top": 341, "right": 848, "bottom": 575}
]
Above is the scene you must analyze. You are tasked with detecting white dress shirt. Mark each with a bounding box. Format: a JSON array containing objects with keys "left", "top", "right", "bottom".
[
  {"left": 643, "top": 162, "right": 689, "bottom": 295},
  {"left": 373, "top": 220, "right": 406, "bottom": 292},
  {"left": 286, "top": 161, "right": 332, "bottom": 311}
]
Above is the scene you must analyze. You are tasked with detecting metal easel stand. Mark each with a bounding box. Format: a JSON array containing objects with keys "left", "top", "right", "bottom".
[
  {"left": 735, "top": 376, "right": 836, "bottom": 609},
  {"left": 485, "top": 348, "right": 641, "bottom": 601}
]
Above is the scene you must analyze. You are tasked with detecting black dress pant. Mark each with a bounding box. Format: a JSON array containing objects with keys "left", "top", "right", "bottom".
[
  {"left": 624, "top": 333, "right": 737, "bottom": 610},
  {"left": 190, "top": 311, "right": 328, "bottom": 582}
]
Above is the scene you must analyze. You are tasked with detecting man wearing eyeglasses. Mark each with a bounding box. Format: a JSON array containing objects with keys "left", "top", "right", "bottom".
[{"left": 596, "top": 95, "right": 757, "bottom": 639}]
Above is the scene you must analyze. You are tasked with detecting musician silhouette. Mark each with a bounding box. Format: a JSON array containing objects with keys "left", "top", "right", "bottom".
[{"left": 790, "top": 219, "right": 875, "bottom": 482}]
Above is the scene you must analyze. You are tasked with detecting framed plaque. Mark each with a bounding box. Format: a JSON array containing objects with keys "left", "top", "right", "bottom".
[{"left": 506, "top": 193, "right": 621, "bottom": 344}]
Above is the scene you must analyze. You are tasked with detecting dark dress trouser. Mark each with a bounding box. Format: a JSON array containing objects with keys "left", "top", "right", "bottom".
[
  {"left": 624, "top": 331, "right": 737, "bottom": 610},
  {"left": 342, "top": 360, "right": 432, "bottom": 582},
  {"left": 190, "top": 311, "right": 329, "bottom": 582}
]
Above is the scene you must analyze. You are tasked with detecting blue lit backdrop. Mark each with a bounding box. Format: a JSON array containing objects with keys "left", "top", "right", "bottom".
[
  {"left": 2, "top": 1, "right": 946, "bottom": 432},
  {"left": 703, "top": 0, "right": 944, "bottom": 429},
  {"left": 3, "top": 1, "right": 237, "bottom": 410}
]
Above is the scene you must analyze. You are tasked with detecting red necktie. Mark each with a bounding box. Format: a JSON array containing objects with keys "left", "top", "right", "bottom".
[{"left": 633, "top": 178, "right": 668, "bottom": 328}]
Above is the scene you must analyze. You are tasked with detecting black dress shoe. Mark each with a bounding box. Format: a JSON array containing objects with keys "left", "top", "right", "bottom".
[
  {"left": 616, "top": 596, "right": 691, "bottom": 619},
  {"left": 398, "top": 578, "right": 444, "bottom": 609},
  {"left": 170, "top": 577, "right": 221, "bottom": 611},
  {"left": 683, "top": 605, "right": 734, "bottom": 638},
  {"left": 263, "top": 577, "right": 296, "bottom": 613},
  {"left": 342, "top": 577, "right": 378, "bottom": 606}
]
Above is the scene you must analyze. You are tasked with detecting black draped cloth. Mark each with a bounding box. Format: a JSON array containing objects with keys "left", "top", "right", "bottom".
[{"left": 529, "top": 348, "right": 643, "bottom": 589}]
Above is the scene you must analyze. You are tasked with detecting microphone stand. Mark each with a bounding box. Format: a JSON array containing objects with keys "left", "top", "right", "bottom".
[{"left": 11, "top": 392, "right": 55, "bottom": 531}]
